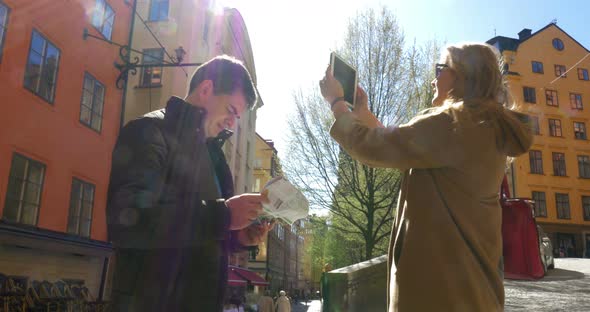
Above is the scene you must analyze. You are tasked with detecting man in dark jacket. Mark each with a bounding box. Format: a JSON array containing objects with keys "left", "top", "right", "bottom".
[{"left": 107, "top": 55, "right": 272, "bottom": 311}]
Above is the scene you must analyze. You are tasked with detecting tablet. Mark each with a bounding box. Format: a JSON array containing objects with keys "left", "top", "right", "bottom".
[{"left": 330, "top": 52, "right": 357, "bottom": 110}]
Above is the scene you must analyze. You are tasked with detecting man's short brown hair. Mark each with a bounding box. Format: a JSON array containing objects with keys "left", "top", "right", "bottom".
[{"left": 188, "top": 55, "right": 257, "bottom": 109}]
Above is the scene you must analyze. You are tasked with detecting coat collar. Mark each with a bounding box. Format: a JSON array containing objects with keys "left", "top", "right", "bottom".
[{"left": 164, "top": 96, "right": 207, "bottom": 130}]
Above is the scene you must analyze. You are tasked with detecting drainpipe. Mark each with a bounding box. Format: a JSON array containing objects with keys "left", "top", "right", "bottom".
[{"left": 119, "top": 0, "right": 138, "bottom": 128}]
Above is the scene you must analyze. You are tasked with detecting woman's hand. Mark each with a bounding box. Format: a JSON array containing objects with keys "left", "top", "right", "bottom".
[
  {"left": 319, "top": 65, "right": 344, "bottom": 106},
  {"left": 353, "top": 85, "right": 369, "bottom": 113}
]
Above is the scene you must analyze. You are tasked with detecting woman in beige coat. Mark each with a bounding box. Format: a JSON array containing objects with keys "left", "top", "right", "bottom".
[{"left": 320, "top": 43, "right": 533, "bottom": 311}]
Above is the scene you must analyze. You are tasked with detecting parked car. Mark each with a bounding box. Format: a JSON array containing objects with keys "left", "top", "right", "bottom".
[{"left": 537, "top": 225, "right": 555, "bottom": 271}]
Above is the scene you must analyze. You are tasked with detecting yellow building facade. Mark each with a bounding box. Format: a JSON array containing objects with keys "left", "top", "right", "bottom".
[{"left": 488, "top": 23, "right": 590, "bottom": 258}]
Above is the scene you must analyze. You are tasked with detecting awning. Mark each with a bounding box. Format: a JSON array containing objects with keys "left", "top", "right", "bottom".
[
  {"left": 228, "top": 268, "right": 247, "bottom": 287},
  {"left": 230, "top": 266, "right": 270, "bottom": 286}
]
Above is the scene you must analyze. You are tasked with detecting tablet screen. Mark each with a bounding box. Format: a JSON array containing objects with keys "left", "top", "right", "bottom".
[{"left": 331, "top": 53, "right": 357, "bottom": 107}]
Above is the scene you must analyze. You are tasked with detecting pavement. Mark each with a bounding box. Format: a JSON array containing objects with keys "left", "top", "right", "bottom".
[
  {"left": 504, "top": 258, "right": 590, "bottom": 311},
  {"left": 291, "top": 299, "right": 322, "bottom": 312},
  {"left": 291, "top": 259, "right": 589, "bottom": 312}
]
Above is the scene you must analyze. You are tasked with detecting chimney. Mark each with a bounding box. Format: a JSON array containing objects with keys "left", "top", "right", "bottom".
[{"left": 518, "top": 28, "right": 532, "bottom": 40}]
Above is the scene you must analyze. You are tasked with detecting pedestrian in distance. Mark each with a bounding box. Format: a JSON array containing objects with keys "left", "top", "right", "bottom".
[
  {"left": 275, "top": 290, "right": 291, "bottom": 312},
  {"left": 320, "top": 43, "right": 533, "bottom": 311},
  {"left": 107, "top": 55, "right": 274, "bottom": 312},
  {"left": 257, "top": 290, "right": 274, "bottom": 312}
]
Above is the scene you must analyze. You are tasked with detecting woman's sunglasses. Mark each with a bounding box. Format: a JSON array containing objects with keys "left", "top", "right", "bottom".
[{"left": 435, "top": 63, "right": 449, "bottom": 77}]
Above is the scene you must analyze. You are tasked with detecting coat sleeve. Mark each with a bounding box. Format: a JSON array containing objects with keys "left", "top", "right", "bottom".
[
  {"left": 329, "top": 111, "right": 459, "bottom": 170},
  {"left": 106, "top": 118, "right": 168, "bottom": 245}
]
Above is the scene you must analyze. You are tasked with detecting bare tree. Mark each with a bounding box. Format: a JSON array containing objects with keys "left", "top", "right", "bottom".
[{"left": 285, "top": 7, "right": 441, "bottom": 264}]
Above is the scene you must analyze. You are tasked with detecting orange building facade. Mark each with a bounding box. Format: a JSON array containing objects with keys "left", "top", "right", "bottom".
[
  {"left": 488, "top": 23, "right": 590, "bottom": 258},
  {"left": 0, "top": 0, "right": 133, "bottom": 299}
]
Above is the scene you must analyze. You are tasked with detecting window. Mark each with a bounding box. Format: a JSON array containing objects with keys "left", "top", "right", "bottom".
[
  {"left": 277, "top": 224, "right": 284, "bottom": 241},
  {"left": 523, "top": 87, "right": 536, "bottom": 103},
  {"left": 555, "top": 193, "right": 570, "bottom": 219},
  {"left": 548, "top": 119, "right": 562, "bottom": 137},
  {"left": 92, "top": 0, "right": 114, "bottom": 40},
  {"left": 552, "top": 38, "right": 564, "bottom": 51},
  {"left": 140, "top": 48, "right": 164, "bottom": 87},
  {"left": 3, "top": 153, "right": 45, "bottom": 225},
  {"left": 583, "top": 196, "right": 590, "bottom": 221},
  {"left": 554, "top": 65, "right": 567, "bottom": 77},
  {"left": 529, "top": 150, "right": 543, "bottom": 174},
  {"left": 80, "top": 73, "right": 104, "bottom": 132},
  {"left": 578, "top": 155, "right": 590, "bottom": 178},
  {"left": 248, "top": 248, "right": 258, "bottom": 261},
  {"left": 24, "top": 30, "right": 60, "bottom": 103},
  {"left": 574, "top": 122, "right": 586, "bottom": 140},
  {"left": 530, "top": 116, "right": 540, "bottom": 135},
  {"left": 570, "top": 93, "right": 583, "bottom": 110},
  {"left": 0, "top": 2, "right": 9, "bottom": 62},
  {"left": 149, "top": 0, "right": 169, "bottom": 21},
  {"left": 552, "top": 152, "right": 566, "bottom": 176},
  {"left": 532, "top": 61, "right": 543, "bottom": 74},
  {"left": 578, "top": 68, "right": 589, "bottom": 81},
  {"left": 531, "top": 191, "right": 547, "bottom": 217},
  {"left": 67, "top": 179, "right": 95, "bottom": 238},
  {"left": 545, "top": 90, "right": 558, "bottom": 106}
]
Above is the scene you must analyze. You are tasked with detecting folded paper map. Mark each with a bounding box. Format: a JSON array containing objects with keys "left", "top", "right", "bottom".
[{"left": 261, "top": 176, "right": 309, "bottom": 225}]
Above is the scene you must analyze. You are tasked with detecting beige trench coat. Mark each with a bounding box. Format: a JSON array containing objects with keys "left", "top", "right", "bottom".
[{"left": 330, "top": 102, "right": 532, "bottom": 312}]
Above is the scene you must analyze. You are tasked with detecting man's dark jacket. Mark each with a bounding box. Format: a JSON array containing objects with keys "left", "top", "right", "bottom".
[{"left": 107, "top": 96, "right": 240, "bottom": 312}]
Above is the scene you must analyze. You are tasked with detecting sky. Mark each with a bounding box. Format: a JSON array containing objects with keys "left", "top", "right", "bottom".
[{"left": 222, "top": 0, "right": 590, "bottom": 157}]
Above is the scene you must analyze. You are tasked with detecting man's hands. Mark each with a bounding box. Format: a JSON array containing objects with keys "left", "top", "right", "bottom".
[
  {"left": 226, "top": 193, "right": 268, "bottom": 230},
  {"left": 237, "top": 219, "right": 276, "bottom": 246}
]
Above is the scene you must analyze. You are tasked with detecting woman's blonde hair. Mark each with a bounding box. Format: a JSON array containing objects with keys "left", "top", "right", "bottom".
[
  {"left": 442, "top": 42, "right": 508, "bottom": 106},
  {"left": 435, "top": 42, "right": 533, "bottom": 158}
]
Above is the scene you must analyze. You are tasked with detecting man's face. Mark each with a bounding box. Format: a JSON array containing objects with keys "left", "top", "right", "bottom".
[
  {"left": 186, "top": 80, "right": 249, "bottom": 138},
  {"left": 202, "top": 91, "right": 248, "bottom": 138}
]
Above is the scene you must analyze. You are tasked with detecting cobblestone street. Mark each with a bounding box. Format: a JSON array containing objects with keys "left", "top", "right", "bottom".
[
  {"left": 292, "top": 259, "right": 589, "bottom": 312},
  {"left": 505, "top": 258, "right": 590, "bottom": 311}
]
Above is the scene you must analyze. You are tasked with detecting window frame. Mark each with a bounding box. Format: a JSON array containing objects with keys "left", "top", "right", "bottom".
[
  {"left": 149, "top": 0, "right": 169, "bottom": 21},
  {"left": 139, "top": 48, "right": 164, "bottom": 87},
  {"left": 3, "top": 153, "right": 46, "bottom": 226},
  {"left": 0, "top": 1, "right": 10, "bottom": 63},
  {"left": 555, "top": 193, "right": 570, "bottom": 219},
  {"left": 578, "top": 155, "right": 590, "bottom": 179},
  {"left": 574, "top": 121, "right": 587, "bottom": 140},
  {"left": 578, "top": 68, "right": 589, "bottom": 81},
  {"left": 548, "top": 118, "right": 563, "bottom": 137},
  {"left": 552, "top": 152, "right": 567, "bottom": 176},
  {"left": 91, "top": 0, "right": 115, "bottom": 40},
  {"left": 570, "top": 93, "right": 583, "bottom": 110},
  {"left": 67, "top": 178, "right": 95, "bottom": 238},
  {"left": 530, "top": 115, "right": 540, "bottom": 135},
  {"left": 532, "top": 191, "right": 547, "bottom": 217},
  {"left": 554, "top": 64, "right": 567, "bottom": 77},
  {"left": 523, "top": 86, "right": 536, "bottom": 104},
  {"left": 531, "top": 61, "right": 544, "bottom": 74},
  {"left": 23, "top": 29, "right": 61, "bottom": 103},
  {"left": 79, "top": 72, "right": 105, "bottom": 133},
  {"left": 582, "top": 195, "right": 590, "bottom": 221},
  {"left": 545, "top": 89, "right": 558, "bottom": 106},
  {"left": 529, "top": 150, "right": 543, "bottom": 174},
  {"left": 552, "top": 38, "right": 564, "bottom": 51}
]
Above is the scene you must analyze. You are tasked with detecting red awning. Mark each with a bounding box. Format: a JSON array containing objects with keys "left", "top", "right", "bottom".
[
  {"left": 230, "top": 266, "right": 270, "bottom": 286},
  {"left": 228, "top": 268, "right": 247, "bottom": 286}
]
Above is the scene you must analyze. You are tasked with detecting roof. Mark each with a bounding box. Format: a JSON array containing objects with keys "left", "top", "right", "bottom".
[{"left": 486, "top": 23, "right": 590, "bottom": 54}]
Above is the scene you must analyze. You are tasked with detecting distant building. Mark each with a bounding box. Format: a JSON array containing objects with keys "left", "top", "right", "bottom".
[
  {"left": 488, "top": 23, "right": 590, "bottom": 258},
  {"left": 0, "top": 0, "right": 134, "bottom": 299}
]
